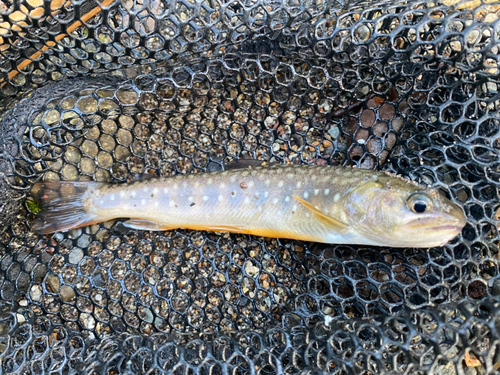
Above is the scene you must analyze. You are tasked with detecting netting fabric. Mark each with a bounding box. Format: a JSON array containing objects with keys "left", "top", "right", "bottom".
[{"left": 0, "top": 0, "right": 500, "bottom": 374}]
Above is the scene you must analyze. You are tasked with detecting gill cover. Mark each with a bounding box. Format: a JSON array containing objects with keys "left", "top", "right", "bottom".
[{"left": 343, "top": 179, "right": 386, "bottom": 227}]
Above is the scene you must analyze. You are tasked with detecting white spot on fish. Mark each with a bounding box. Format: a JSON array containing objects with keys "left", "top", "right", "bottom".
[
  {"left": 230, "top": 176, "right": 237, "bottom": 183},
  {"left": 292, "top": 204, "right": 297, "bottom": 211},
  {"left": 272, "top": 198, "right": 279, "bottom": 205},
  {"left": 333, "top": 193, "right": 340, "bottom": 202},
  {"left": 285, "top": 196, "right": 290, "bottom": 202},
  {"left": 278, "top": 181, "right": 284, "bottom": 188},
  {"left": 110, "top": 195, "right": 115, "bottom": 201},
  {"left": 220, "top": 183, "right": 226, "bottom": 189},
  {"left": 314, "top": 189, "right": 319, "bottom": 196},
  {"left": 296, "top": 181, "right": 302, "bottom": 188},
  {"left": 120, "top": 191, "right": 125, "bottom": 197},
  {"left": 154, "top": 201, "right": 159, "bottom": 207},
  {"left": 264, "top": 191, "right": 269, "bottom": 198},
  {"left": 131, "top": 191, "right": 136, "bottom": 197},
  {"left": 303, "top": 191, "right": 309, "bottom": 199},
  {"left": 188, "top": 196, "right": 193, "bottom": 202},
  {"left": 163, "top": 188, "right": 168, "bottom": 194},
  {"left": 153, "top": 188, "right": 158, "bottom": 194},
  {"left": 208, "top": 178, "right": 213, "bottom": 184},
  {"left": 99, "top": 200, "right": 104, "bottom": 205},
  {"left": 202, "top": 195, "right": 208, "bottom": 201},
  {"left": 265, "top": 179, "right": 270, "bottom": 185},
  {"left": 244, "top": 197, "right": 250, "bottom": 204},
  {"left": 306, "top": 212, "right": 310, "bottom": 218},
  {"left": 141, "top": 199, "right": 146, "bottom": 206},
  {"left": 218, "top": 195, "right": 223, "bottom": 202},
  {"left": 324, "top": 189, "right": 330, "bottom": 195},
  {"left": 169, "top": 200, "right": 174, "bottom": 207},
  {"left": 248, "top": 181, "right": 254, "bottom": 188}
]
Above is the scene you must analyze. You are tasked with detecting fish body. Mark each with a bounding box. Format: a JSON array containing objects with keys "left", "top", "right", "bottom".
[{"left": 33, "top": 164, "right": 466, "bottom": 248}]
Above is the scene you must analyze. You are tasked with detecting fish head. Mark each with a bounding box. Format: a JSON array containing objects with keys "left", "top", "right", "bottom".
[{"left": 343, "top": 176, "right": 466, "bottom": 248}]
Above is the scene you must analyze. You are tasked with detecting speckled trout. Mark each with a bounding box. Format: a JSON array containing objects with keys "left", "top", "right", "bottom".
[{"left": 32, "top": 164, "right": 466, "bottom": 247}]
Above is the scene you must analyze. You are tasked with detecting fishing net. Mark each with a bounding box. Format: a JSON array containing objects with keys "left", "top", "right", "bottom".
[{"left": 0, "top": 0, "right": 499, "bottom": 373}]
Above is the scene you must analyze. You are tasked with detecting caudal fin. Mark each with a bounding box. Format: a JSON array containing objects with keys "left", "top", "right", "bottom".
[{"left": 31, "top": 181, "right": 105, "bottom": 234}]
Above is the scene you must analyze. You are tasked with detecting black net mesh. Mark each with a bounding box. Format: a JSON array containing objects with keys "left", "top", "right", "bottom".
[{"left": 0, "top": 0, "right": 500, "bottom": 373}]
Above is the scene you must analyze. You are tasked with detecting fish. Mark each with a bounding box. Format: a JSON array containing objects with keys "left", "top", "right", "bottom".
[{"left": 31, "top": 163, "right": 466, "bottom": 248}]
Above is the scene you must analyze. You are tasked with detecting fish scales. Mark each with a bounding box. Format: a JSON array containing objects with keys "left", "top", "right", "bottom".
[
  {"left": 32, "top": 164, "right": 467, "bottom": 248},
  {"left": 95, "top": 165, "right": 362, "bottom": 242}
]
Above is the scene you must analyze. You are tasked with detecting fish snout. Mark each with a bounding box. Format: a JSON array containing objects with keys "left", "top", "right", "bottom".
[
  {"left": 406, "top": 205, "right": 466, "bottom": 233},
  {"left": 428, "top": 207, "right": 466, "bottom": 233},
  {"left": 449, "top": 204, "right": 466, "bottom": 228}
]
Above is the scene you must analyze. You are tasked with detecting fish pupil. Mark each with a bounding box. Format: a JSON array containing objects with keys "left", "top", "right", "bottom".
[{"left": 413, "top": 201, "right": 427, "bottom": 213}]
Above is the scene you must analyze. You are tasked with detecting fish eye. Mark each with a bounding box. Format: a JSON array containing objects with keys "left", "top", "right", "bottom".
[{"left": 407, "top": 194, "right": 432, "bottom": 214}]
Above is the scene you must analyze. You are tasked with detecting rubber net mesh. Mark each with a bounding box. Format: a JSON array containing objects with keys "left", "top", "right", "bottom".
[{"left": 0, "top": 0, "right": 500, "bottom": 374}]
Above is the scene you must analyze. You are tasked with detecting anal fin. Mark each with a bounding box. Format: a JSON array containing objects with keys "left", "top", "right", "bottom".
[
  {"left": 121, "top": 221, "right": 246, "bottom": 233},
  {"left": 123, "top": 219, "right": 175, "bottom": 231},
  {"left": 292, "top": 195, "right": 348, "bottom": 233}
]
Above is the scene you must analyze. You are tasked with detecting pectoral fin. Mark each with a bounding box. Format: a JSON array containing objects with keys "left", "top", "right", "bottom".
[
  {"left": 123, "top": 219, "right": 175, "bottom": 231},
  {"left": 293, "top": 195, "right": 348, "bottom": 233}
]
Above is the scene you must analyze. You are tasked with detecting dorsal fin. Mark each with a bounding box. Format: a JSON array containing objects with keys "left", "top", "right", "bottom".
[
  {"left": 128, "top": 173, "right": 157, "bottom": 183},
  {"left": 225, "top": 159, "right": 276, "bottom": 170},
  {"left": 293, "top": 195, "right": 348, "bottom": 233}
]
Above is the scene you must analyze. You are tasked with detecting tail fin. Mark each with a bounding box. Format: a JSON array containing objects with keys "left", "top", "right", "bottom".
[{"left": 31, "top": 181, "right": 105, "bottom": 234}]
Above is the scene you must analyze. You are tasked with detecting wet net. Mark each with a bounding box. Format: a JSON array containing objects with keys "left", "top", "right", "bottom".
[{"left": 0, "top": 0, "right": 499, "bottom": 374}]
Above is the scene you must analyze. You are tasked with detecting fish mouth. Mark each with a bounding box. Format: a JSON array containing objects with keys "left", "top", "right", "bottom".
[
  {"left": 423, "top": 224, "right": 463, "bottom": 232},
  {"left": 398, "top": 219, "right": 464, "bottom": 248},
  {"left": 406, "top": 214, "right": 466, "bottom": 234}
]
